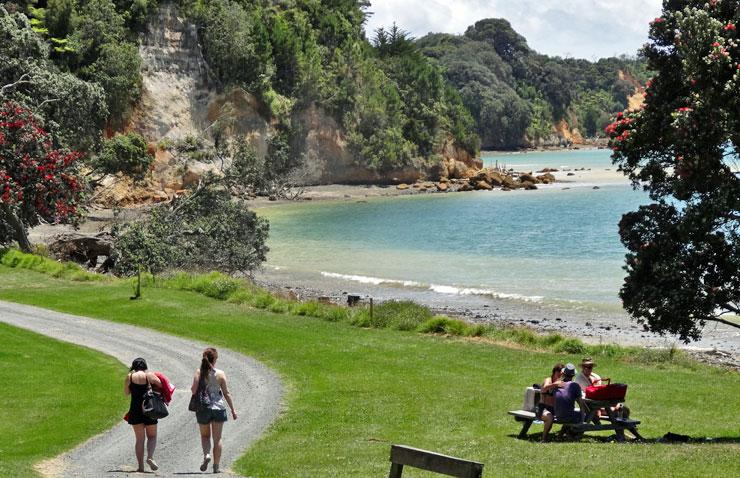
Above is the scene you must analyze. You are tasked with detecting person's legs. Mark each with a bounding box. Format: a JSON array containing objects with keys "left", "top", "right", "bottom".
[
  {"left": 211, "top": 421, "right": 224, "bottom": 469},
  {"left": 199, "top": 423, "right": 212, "bottom": 471},
  {"left": 541, "top": 409, "right": 554, "bottom": 442},
  {"left": 132, "top": 424, "right": 145, "bottom": 471},
  {"left": 145, "top": 424, "right": 158, "bottom": 470}
]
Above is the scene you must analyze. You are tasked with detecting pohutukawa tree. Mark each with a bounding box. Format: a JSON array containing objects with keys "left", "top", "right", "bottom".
[
  {"left": 607, "top": 0, "right": 740, "bottom": 341},
  {"left": 0, "top": 101, "right": 84, "bottom": 252}
]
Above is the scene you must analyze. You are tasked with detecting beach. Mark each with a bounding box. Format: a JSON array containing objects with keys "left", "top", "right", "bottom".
[{"left": 251, "top": 158, "right": 740, "bottom": 367}]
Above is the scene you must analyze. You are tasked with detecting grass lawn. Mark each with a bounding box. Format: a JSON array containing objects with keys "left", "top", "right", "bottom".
[
  {"left": 0, "top": 320, "right": 125, "bottom": 477},
  {"left": 0, "top": 266, "right": 738, "bottom": 477}
]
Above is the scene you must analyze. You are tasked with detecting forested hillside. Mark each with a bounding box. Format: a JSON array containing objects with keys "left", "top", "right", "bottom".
[
  {"left": 1, "top": 1, "right": 649, "bottom": 190},
  {"left": 418, "top": 18, "right": 651, "bottom": 150}
]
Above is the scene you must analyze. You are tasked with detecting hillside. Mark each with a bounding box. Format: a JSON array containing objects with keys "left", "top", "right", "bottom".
[
  {"left": 1, "top": 1, "right": 648, "bottom": 194},
  {"left": 417, "top": 19, "right": 649, "bottom": 150}
]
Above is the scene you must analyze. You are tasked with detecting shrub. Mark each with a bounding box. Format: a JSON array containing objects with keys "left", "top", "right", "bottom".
[
  {"left": 0, "top": 248, "right": 103, "bottom": 281},
  {"left": 418, "top": 316, "right": 468, "bottom": 336},
  {"left": 351, "top": 300, "right": 434, "bottom": 331},
  {"left": 554, "top": 338, "right": 587, "bottom": 354}
]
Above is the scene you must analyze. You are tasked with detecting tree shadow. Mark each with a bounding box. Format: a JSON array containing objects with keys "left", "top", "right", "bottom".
[{"left": 510, "top": 432, "right": 740, "bottom": 445}]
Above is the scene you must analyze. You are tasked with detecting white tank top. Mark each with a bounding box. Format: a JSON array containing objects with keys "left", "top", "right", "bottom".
[{"left": 202, "top": 368, "right": 226, "bottom": 410}]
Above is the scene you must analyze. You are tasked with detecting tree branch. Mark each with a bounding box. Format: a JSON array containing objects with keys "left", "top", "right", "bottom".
[
  {"left": 722, "top": 302, "right": 740, "bottom": 314},
  {"left": 705, "top": 316, "right": 740, "bottom": 329},
  {"left": 36, "top": 98, "right": 61, "bottom": 109},
  {"left": 1, "top": 73, "right": 32, "bottom": 96}
]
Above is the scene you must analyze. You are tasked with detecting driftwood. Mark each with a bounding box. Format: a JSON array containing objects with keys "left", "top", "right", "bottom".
[{"left": 49, "top": 232, "right": 116, "bottom": 271}]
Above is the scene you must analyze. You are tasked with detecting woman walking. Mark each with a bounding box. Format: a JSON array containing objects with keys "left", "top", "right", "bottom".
[
  {"left": 191, "top": 347, "right": 237, "bottom": 473},
  {"left": 124, "top": 357, "right": 162, "bottom": 472}
]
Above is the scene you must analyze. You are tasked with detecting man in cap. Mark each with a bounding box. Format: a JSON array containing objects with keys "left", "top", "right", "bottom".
[
  {"left": 541, "top": 363, "right": 585, "bottom": 442},
  {"left": 574, "top": 357, "right": 601, "bottom": 389}
]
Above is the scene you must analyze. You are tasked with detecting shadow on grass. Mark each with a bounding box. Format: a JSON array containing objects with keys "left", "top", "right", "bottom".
[{"left": 511, "top": 433, "right": 740, "bottom": 445}]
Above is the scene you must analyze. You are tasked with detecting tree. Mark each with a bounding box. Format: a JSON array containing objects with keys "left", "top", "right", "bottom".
[
  {"left": 607, "top": 1, "right": 740, "bottom": 341},
  {"left": 90, "top": 132, "right": 153, "bottom": 183},
  {"left": 0, "top": 102, "right": 84, "bottom": 251},
  {"left": 113, "top": 178, "right": 269, "bottom": 276}
]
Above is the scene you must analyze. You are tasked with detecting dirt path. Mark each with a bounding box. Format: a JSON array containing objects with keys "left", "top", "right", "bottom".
[{"left": 0, "top": 301, "right": 283, "bottom": 477}]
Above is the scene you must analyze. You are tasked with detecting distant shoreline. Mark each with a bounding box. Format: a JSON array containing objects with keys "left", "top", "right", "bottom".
[{"left": 250, "top": 167, "right": 630, "bottom": 208}]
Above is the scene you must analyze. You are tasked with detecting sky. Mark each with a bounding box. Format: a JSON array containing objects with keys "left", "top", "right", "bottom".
[{"left": 364, "top": 0, "right": 663, "bottom": 60}]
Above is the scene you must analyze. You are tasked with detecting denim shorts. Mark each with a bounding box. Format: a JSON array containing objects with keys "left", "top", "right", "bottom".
[{"left": 196, "top": 407, "right": 228, "bottom": 425}]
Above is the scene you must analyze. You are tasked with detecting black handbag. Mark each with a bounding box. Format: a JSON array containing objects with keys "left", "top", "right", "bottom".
[
  {"left": 188, "top": 381, "right": 212, "bottom": 412},
  {"left": 142, "top": 376, "right": 169, "bottom": 419}
]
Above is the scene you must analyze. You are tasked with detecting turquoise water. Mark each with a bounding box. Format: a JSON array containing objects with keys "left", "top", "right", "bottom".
[
  {"left": 259, "top": 150, "right": 648, "bottom": 308},
  {"left": 482, "top": 148, "right": 616, "bottom": 171}
]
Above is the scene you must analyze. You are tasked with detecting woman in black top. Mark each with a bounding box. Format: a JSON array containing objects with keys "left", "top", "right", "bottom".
[{"left": 125, "top": 358, "right": 163, "bottom": 472}]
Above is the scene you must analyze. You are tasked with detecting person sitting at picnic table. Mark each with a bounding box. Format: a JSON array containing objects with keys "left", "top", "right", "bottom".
[
  {"left": 537, "top": 363, "right": 564, "bottom": 419},
  {"left": 541, "top": 363, "right": 585, "bottom": 442},
  {"left": 574, "top": 356, "right": 630, "bottom": 419},
  {"left": 574, "top": 357, "right": 601, "bottom": 388}
]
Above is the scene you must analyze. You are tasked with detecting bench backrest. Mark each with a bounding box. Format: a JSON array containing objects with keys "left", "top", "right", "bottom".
[{"left": 388, "top": 445, "right": 484, "bottom": 478}]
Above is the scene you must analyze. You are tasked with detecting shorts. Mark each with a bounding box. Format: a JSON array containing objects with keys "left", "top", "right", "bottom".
[
  {"left": 196, "top": 408, "right": 228, "bottom": 425},
  {"left": 127, "top": 410, "right": 158, "bottom": 426},
  {"left": 535, "top": 403, "right": 554, "bottom": 420}
]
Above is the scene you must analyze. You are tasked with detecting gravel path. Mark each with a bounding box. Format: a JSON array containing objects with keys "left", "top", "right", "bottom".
[{"left": 0, "top": 300, "right": 283, "bottom": 477}]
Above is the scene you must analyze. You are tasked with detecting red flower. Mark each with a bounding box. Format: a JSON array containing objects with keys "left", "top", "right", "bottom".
[
  {"left": 712, "top": 41, "right": 721, "bottom": 48},
  {"left": 653, "top": 17, "right": 665, "bottom": 24},
  {"left": 725, "top": 23, "right": 736, "bottom": 31}
]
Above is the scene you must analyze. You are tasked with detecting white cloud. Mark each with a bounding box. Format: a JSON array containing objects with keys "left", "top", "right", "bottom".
[{"left": 365, "top": 0, "right": 663, "bottom": 59}]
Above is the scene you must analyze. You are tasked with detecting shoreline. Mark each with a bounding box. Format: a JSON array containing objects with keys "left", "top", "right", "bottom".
[
  {"left": 250, "top": 167, "right": 631, "bottom": 208},
  {"left": 253, "top": 265, "right": 740, "bottom": 369}
]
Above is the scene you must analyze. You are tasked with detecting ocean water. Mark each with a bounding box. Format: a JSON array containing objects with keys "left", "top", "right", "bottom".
[
  {"left": 258, "top": 150, "right": 649, "bottom": 310},
  {"left": 482, "top": 148, "right": 618, "bottom": 171}
]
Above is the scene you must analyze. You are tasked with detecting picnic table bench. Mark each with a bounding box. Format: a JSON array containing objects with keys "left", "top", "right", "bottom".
[{"left": 509, "top": 394, "right": 643, "bottom": 441}]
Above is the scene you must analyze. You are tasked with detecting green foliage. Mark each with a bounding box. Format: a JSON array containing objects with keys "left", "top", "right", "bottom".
[
  {"left": 113, "top": 182, "right": 270, "bottom": 276},
  {"left": 0, "top": 249, "right": 104, "bottom": 281},
  {"left": 93, "top": 132, "right": 152, "bottom": 180},
  {"left": 608, "top": 2, "right": 740, "bottom": 341},
  {"left": 418, "top": 316, "right": 485, "bottom": 336},
  {"left": 81, "top": 42, "right": 142, "bottom": 124},
  {"left": 418, "top": 20, "right": 650, "bottom": 149},
  {"left": 187, "top": 0, "right": 478, "bottom": 170},
  {"left": 194, "top": 0, "right": 273, "bottom": 93},
  {"left": 351, "top": 300, "right": 434, "bottom": 331},
  {"left": 0, "top": 7, "right": 108, "bottom": 151}
]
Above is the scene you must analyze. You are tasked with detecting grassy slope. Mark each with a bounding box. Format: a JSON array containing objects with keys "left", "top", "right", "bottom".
[
  {"left": 0, "top": 267, "right": 738, "bottom": 477},
  {"left": 0, "top": 320, "right": 125, "bottom": 477}
]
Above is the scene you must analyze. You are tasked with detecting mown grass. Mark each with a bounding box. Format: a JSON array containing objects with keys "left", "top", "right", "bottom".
[
  {"left": 0, "top": 265, "right": 738, "bottom": 477},
  {"left": 0, "top": 322, "right": 125, "bottom": 477},
  {"left": 0, "top": 249, "right": 700, "bottom": 367}
]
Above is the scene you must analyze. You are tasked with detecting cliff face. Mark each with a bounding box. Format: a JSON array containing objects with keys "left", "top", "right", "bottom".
[
  {"left": 293, "top": 104, "right": 480, "bottom": 184},
  {"left": 123, "top": 3, "right": 479, "bottom": 194}
]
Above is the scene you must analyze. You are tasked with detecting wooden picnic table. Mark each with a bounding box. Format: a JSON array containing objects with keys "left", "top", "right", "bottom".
[{"left": 508, "top": 392, "right": 643, "bottom": 441}]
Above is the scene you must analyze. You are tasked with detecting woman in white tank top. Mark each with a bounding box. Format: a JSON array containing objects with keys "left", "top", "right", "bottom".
[{"left": 191, "top": 347, "right": 237, "bottom": 473}]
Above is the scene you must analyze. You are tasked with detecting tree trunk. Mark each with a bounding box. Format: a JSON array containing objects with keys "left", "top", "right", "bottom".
[{"left": 1, "top": 204, "right": 31, "bottom": 252}]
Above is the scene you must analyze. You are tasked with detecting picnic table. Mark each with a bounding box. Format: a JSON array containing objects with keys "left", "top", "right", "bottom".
[{"left": 508, "top": 389, "right": 643, "bottom": 442}]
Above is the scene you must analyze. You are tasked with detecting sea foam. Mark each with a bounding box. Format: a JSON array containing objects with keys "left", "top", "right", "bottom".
[{"left": 320, "top": 272, "right": 543, "bottom": 302}]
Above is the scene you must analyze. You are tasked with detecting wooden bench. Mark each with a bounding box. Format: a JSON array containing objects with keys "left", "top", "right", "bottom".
[
  {"left": 508, "top": 409, "right": 642, "bottom": 441},
  {"left": 388, "top": 444, "right": 484, "bottom": 478}
]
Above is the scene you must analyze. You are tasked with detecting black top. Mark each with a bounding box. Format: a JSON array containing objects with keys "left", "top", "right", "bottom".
[{"left": 127, "top": 375, "right": 157, "bottom": 425}]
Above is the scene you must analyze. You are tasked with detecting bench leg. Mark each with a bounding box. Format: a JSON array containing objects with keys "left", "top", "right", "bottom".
[
  {"left": 518, "top": 420, "right": 533, "bottom": 439},
  {"left": 628, "top": 427, "right": 644, "bottom": 441},
  {"left": 388, "top": 463, "right": 404, "bottom": 478}
]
